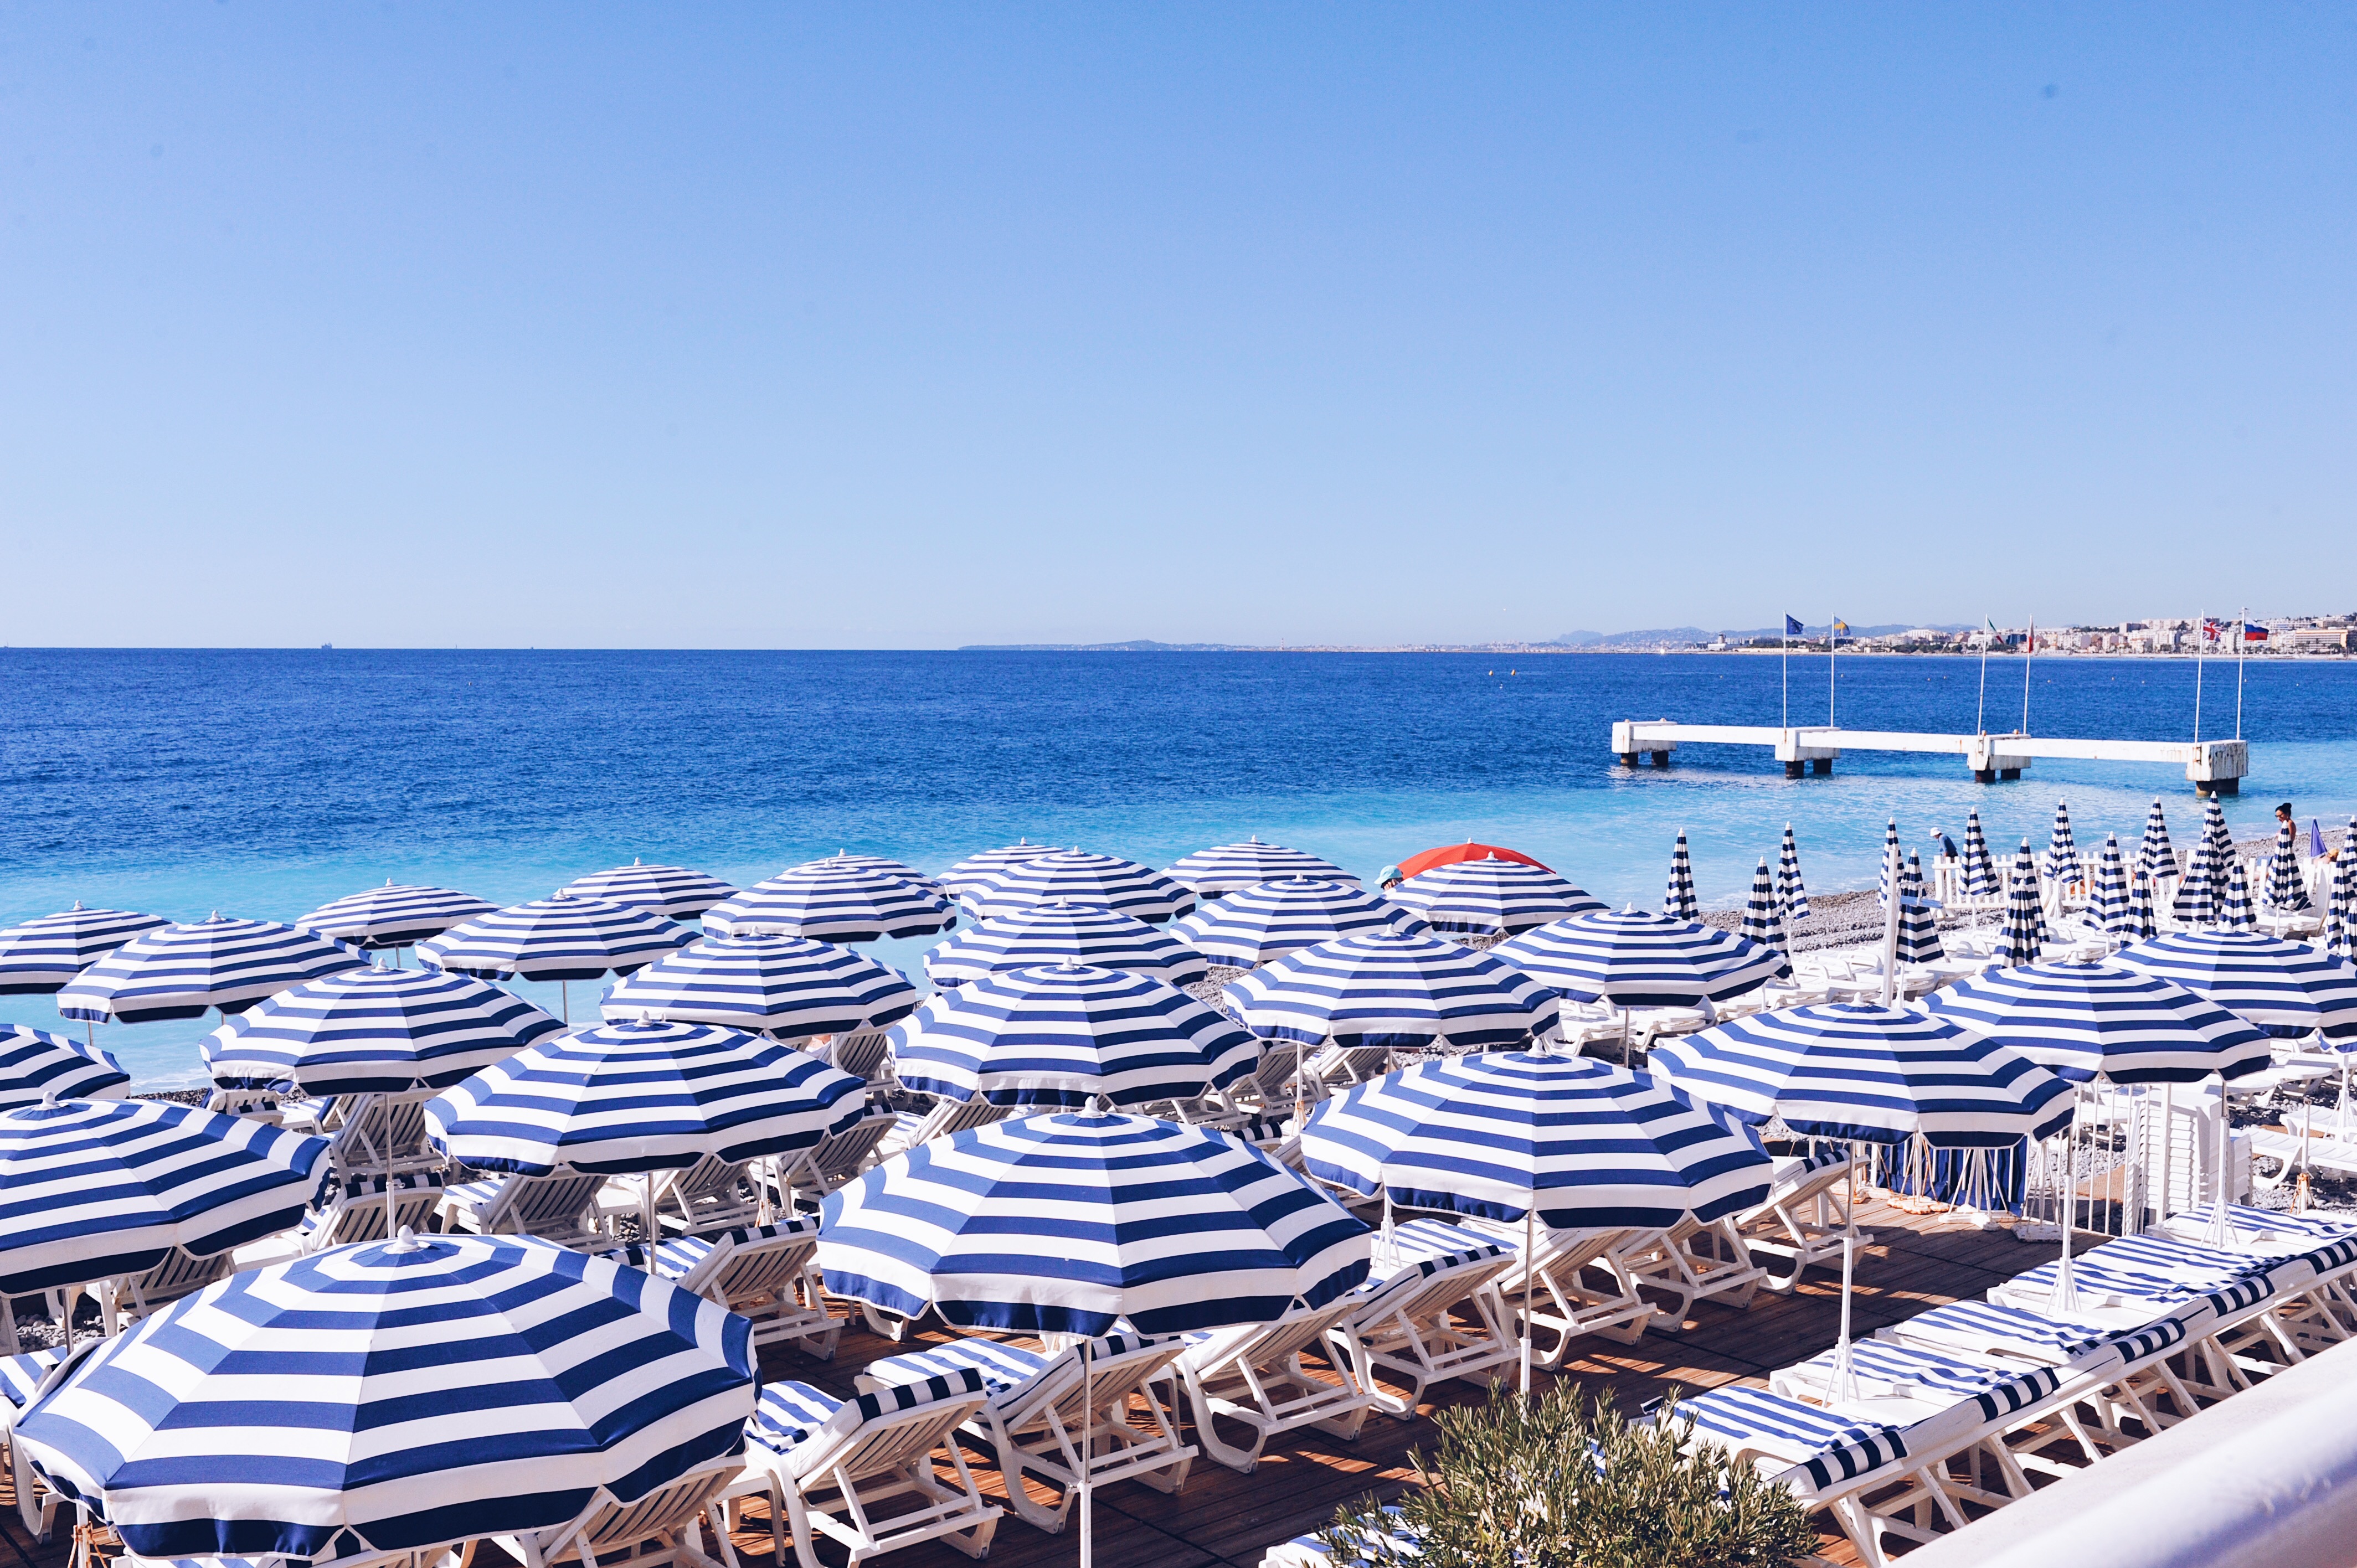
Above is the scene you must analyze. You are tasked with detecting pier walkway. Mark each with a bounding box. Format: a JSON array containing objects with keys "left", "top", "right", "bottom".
[{"left": 1610, "top": 722, "right": 2251, "bottom": 793}]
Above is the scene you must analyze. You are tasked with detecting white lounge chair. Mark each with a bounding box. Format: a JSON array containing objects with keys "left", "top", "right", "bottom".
[
  {"left": 826, "top": 1028, "right": 895, "bottom": 1085},
  {"left": 1732, "top": 1148, "right": 1856, "bottom": 1293},
  {"left": 856, "top": 1331, "right": 1195, "bottom": 1535},
  {"left": 1454, "top": 1216, "right": 1654, "bottom": 1359},
  {"left": 636, "top": 1219, "right": 839, "bottom": 1358},
  {"left": 99, "top": 1246, "right": 235, "bottom": 1334},
  {"left": 496, "top": 1458, "right": 738, "bottom": 1568},
  {"left": 1607, "top": 1213, "right": 1767, "bottom": 1328},
  {"left": 442, "top": 1171, "right": 610, "bottom": 1248},
  {"left": 237, "top": 1170, "right": 452, "bottom": 1267},
  {"left": 1175, "top": 1296, "right": 1373, "bottom": 1472},
  {"left": 1, "top": 1345, "right": 69, "bottom": 1539},
  {"left": 1332, "top": 1219, "right": 1519, "bottom": 1417},
  {"left": 712, "top": 1368, "right": 998, "bottom": 1568},
  {"left": 286, "top": 1091, "right": 441, "bottom": 1177},
  {"left": 872, "top": 1097, "right": 1015, "bottom": 1163},
  {"left": 635, "top": 1154, "right": 765, "bottom": 1237}
]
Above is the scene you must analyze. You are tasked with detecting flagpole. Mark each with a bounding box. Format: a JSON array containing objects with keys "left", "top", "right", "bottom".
[
  {"left": 2236, "top": 605, "right": 2248, "bottom": 740},
  {"left": 1828, "top": 617, "right": 1836, "bottom": 728},
  {"left": 2020, "top": 616, "right": 2034, "bottom": 734},
  {"left": 1782, "top": 621, "right": 1789, "bottom": 729},
  {"left": 1975, "top": 621, "right": 1989, "bottom": 735},
  {"left": 2194, "top": 611, "right": 2205, "bottom": 742}
]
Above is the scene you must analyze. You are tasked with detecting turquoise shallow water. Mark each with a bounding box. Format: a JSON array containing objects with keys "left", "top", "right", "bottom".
[{"left": 5, "top": 648, "right": 2351, "bottom": 1088}]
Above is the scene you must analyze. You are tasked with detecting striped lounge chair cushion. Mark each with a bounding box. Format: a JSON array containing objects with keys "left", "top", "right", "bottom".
[
  {"left": 1368, "top": 1218, "right": 1509, "bottom": 1283},
  {"left": 1671, "top": 1386, "right": 1907, "bottom": 1489},
  {"left": 1895, "top": 1300, "right": 2116, "bottom": 1358},
  {"left": 749, "top": 1365, "right": 989, "bottom": 1454},
  {"left": 0, "top": 1347, "right": 64, "bottom": 1411}
]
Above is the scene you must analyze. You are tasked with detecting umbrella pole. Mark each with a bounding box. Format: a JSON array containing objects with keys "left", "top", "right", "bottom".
[
  {"left": 644, "top": 1169, "right": 658, "bottom": 1244},
  {"left": 2207, "top": 1072, "right": 2235, "bottom": 1247},
  {"left": 1831, "top": 1229, "right": 1856, "bottom": 1404},
  {"left": 2049, "top": 1090, "right": 2080, "bottom": 1314},
  {"left": 2158, "top": 1083, "right": 2174, "bottom": 1226},
  {"left": 1080, "top": 1334, "right": 1094, "bottom": 1568},
  {"left": 1621, "top": 1007, "right": 1631, "bottom": 1067},
  {"left": 1521, "top": 1206, "right": 1533, "bottom": 1396},
  {"left": 561, "top": 981, "right": 570, "bottom": 1024}
]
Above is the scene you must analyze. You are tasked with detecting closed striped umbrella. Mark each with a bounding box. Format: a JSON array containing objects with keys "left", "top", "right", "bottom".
[
  {"left": 296, "top": 883, "right": 496, "bottom": 950},
  {"left": 1490, "top": 909, "right": 1790, "bottom": 1008},
  {"left": 426, "top": 1018, "right": 867, "bottom": 1175},
  {"left": 1166, "top": 837, "right": 1350, "bottom": 894},
  {"left": 1389, "top": 857, "right": 1604, "bottom": 937},
  {"left": 959, "top": 850, "right": 1195, "bottom": 926},
  {"left": 1300, "top": 1052, "right": 1772, "bottom": 1228},
  {"left": 1992, "top": 858, "right": 2046, "bottom": 968},
  {"left": 0, "top": 1098, "right": 328, "bottom": 1294},
  {"left": 816, "top": 1111, "right": 1371, "bottom": 1334},
  {"left": 1223, "top": 931, "right": 1559, "bottom": 1054},
  {"left": 2117, "top": 931, "right": 2357, "bottom": 1041},
  {"left": 1664, "top": 832, "right": 1699, "bottom": 921},
  {"left": 1893, "top": 852, "right": 1944, "bottom": 967},
  {"left": 2042, "top": 800, "right": 2085, "bottom": 888},
  {"left": 9, "top": 1232, "right": 755, "bottom": 1563},
  {"left": 2219, "top": 858, "right": 2256, "bottom": 931},
  {"left": 939, "top": 839, "right": 1062, "bottom": 900},
  {"left": 800, "top": 850, "right": 951, "bottom": 904},
  {"left": 58, "top": 916, "right": 366, "bottom": 1024},
  {"left": 604, "top": 935, "right": 919, "bottom": 1039},
  {"left": 1959, "top": 810, "right": 1998, "bottom": 899},
  {"left": 928, "top": 901, "right": 1207, "bottom": 989},
  {"left": 1778, "top": 824, "right": 1814, "bottom": 923},
  {"left": 2090, "top": 835, "right": 2132, "bottom": 935},
  {"left": 557, "top": 860, "right": 737, "bottom": 920},
  {"left": 1875, "top": 819, "right": 1901, "bottom": 908},
  {"left": 1174, "top": 878, "right": 1425, "bottom": 969},
  {"left": 2138, "top": 798, "right": 2176, "bottom": 883},
  {"left": 2171, "top": 838, "right": 2219, "bottom": 927},
  {"left": 419, "top": 895, "right": 691, "bottom": 982},
  {"left": 1649, "top": 1004, "right": 2072, "bottom": 1147},
  {"left": 0, "top": 905, "right": 168, "bottom": 996},
  {"left": 1924, "top": 962, "right": 2273, "bottom": 1084},
  {"left": 2127, "top": 867, "right": 2159, "bottom": 942},
  {"left": 891, "top": 963, "right": 1257, "bottom": 1109},
  {"left": 1738, "top": 858, "right": 1788, "bottom": 958},
  {"left": 704, "top": 862, "right": 954, "bottom": 943},
  {"left": 2330, "top": 839, "right": 2357, "bottom": 961},
  {"left": 203, "top": 966, "right": 565, "bottom": 1096},
  {"left": 2266, "top": 821, "right": 2310, "bottom": 911},
  {"left": 0, "top": 1027, "right": 128, "bottom": 1107},
  {"left": 2202, "top": 796, "right": 2234, "bottom": 882}
]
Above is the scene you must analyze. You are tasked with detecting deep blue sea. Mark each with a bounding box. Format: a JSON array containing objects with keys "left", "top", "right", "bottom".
[{"left": 7, "top": 648, "right": 2354, "bottom": 1089}]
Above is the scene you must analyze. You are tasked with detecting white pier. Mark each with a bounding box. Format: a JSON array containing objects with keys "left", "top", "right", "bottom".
[{"left": 1608, "top": 722, "right": 2250, "bottom": 795}]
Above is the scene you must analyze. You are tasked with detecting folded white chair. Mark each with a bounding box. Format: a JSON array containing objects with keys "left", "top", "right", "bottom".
[
  {"left": 1305, "top": 1044, "right": 1396, "bottom": 1092},
  {"left": 1333, "top": 1218, "right": 1518, "bottom": 1417},
  {"left": 98, "top": 1246, "right": 236, "bottom": 1334},
  {"left": 713, "top": 1368, "right": 998, "bottom": 1568},
  {"left": 291, "top": 1091, "right": 441, "bottom": 1177},
  {"left": 441, "top": 1170, "right": 610, "bottom": 1247},
  {"left": 1175, "top": 1297, "right": 1373, "bottom": 1472},
  {"left": 236, "top": 1170, "right": 451, "bottom": 1267},
  {"left": 855, "top": 1332, "right": 1194, "bottom": 1535},
  {"left": 631, "top": 1154, "right": 764, "bottom": 1237},
  {"left": 635, "top": 1219, "right": 838, "bottom": 1358}
]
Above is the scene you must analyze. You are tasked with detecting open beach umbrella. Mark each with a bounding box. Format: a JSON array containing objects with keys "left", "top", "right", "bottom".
[
  {"left": 420, "top": 894, "right": 691, "bottom": 1020},
  {"left": 2265, "top": 820, "right": 2310, "bottom": 911},
  {"left": 2219, "top": 859, "right": 2256, "bottom": 931},
  {"left": 2090, "top": 835, "right": 2132, "bottom": 935},
  {"left": 797, "top": 850, "right": 950, "bottom": 903},
  {"left": 0, "top": 1097, "right": 328, "bottom": 1295},
  {"left": 2116, "top": 931, "right": 2357, "bottom": 1043},
  {"left": 59, "top": 916, "right": 366, "bottom": 1024},
  {"left": 1389, "top": 856, "right": 1605, "bottom": 938},
  {"left": 0, "top": 1027, "right": 128, "bottom": 1107},
  {"left": 1777, "top": 824, "right": 1813, "bottom": 922},
  {"left": 704, "top": 861, "right": 955, "bottom": 943},
  {"left": 1738, "top": 858, "right": 1788, "bottom": 958},
  {"left": 1396, "top": 842, "right": 1550, "bottom": 880},
  {"left": 1893, "top": 852, "right": 1944, "bottom": 967},
  {"left": 1224, "top": 930, "right": 1559, "bottom": 1055},
  {"left": 1166, "top": 837, "right": 1351, "bottom": 894},
  {"left": 928, "top": 900, "right": 1208, "bottom": 990},
  {"left": 9, "top": 1232, "right": 755, "bottom": 1564},
  {"left": 939, "top": 839, "right": 1062, "bottom": 900},
  {"left": 604, "top": 934, "right": 919, "bottom": 1039},
  {"left": 1175, "top": 878, "right": 1425, "bottom": 969},
  {"left": 1925, "top": 963, "right": 2273, "bottom": 1085},
  {"left": 1959, "top": 810, "right": 1996, "bottom": 899},
  {"left": 426, "top": 1018, "right": 867, "bottom": 1177},
  {"left": 1491, "top": 909, "right": 1790, "bottom": 1010},
  {"left": 2042, "top": 800, "right": 2085, "bottom": 889},
  {"left": 557, "top": 859, "right": 738, "bottom": 920},
  {"left": 0, "top": 905, "right": 168, "bottom": 996},
  {"left": 959, "top": 850, "right": 1196, "bottom": 926},
  {"left": 1664, "top": 832, "right": 1699, "bottom": 921},
  {"left": 2128, "top": 868, "right": 2159, "bottom": 941},
  {"left": 296, "top": 883, "right": 496, "bottom": 952},
  {"left": 889, "top": 963, "right": 1258, "bottom": 1109},
  {"left": 2138, "top": 798, "right": 2176, "bottom": 883},
  {"left": 203, "top": 965, "right": 565, "bottom": 1096}
]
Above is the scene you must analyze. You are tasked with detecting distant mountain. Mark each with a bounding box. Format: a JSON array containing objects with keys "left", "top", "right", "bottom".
[{"left": 958, "top": 639, "right": 1248, "bottom": 652}]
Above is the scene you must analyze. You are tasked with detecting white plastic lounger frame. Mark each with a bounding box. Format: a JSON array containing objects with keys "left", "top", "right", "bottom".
[
  {"left": 1176, "top": 1296, "right": 1373, "bottom": 1473},
  {"left": 1607, "top": 1213, "right": 1767, "bottom": 1328},
  {"left": 1332, "top": 1221, "right": 1519, "bottom": 1418},
  {"left": 640, "top": 1220, "right": 840, "bottom": 1358},
  {"left": 871, "top": 1097, "right": 1014, "bottom": 1163},
  {"left": 496, "top": 1458, "right": 738, "bottom": 1568},
  {"left": 1733, "top": 1149, "right": 1856, "bottom": 1293},
  {"left": 775, "top": 1111, "right": 898, "bottom": 1209},
  {"left": 441, "top": 1170, "right": 610, "bottom": 1247},
  {"left": 1455, "top": 1217, "right": 1654, "bottom": 1360}
]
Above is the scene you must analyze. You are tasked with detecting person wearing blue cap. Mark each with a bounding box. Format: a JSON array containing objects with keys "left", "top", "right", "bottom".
[{"left": 1377, "top": 865, "right": 1403, "bottom": 891}]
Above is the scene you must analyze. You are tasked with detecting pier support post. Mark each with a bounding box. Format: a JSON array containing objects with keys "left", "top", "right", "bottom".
[
  {"left": 1785, "top": 761, "right": 1804, "bottom": 779},
  {"left": 2188, "top": 740, "right": 2248, "bottom": 798},
  {"left": 1618, "top": 752, "right": 1638, "bottom": 767},
  {"left": 1811, "top": 757, "right": 1834, "bottom": 776},
  {"left": 2000, "top": 767, "right": 2021, "bottom": 780},
  {"left": 1973, "top": 768, "right": 1995, "bottom": 784},
  {"left": 1648, "top": 749, "right": 1673, "bottom": 768}
]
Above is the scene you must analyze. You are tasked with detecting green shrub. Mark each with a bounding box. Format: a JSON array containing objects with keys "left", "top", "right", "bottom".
[{"left": 1319, "top": 1384, "right": 1816, "bottom": 1568}]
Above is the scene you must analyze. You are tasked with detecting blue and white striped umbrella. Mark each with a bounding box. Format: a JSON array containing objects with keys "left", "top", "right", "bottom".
[
  {"left": 928, "top": 900, "right": 1208, "bottom": 989},
  {"left": 2265, "top": 821, "right": 2310, "bottom": 911},
  {"left": 1650, "top": 1004, "right": 2072, "bottom": 1147},
  {"left": 0, "top": 1098, "right": 328, "bottom": 1294},
  {"left": 1300, "top": 1052, "right": 1772, "bottom": 1228},
  {"left": 1223, "top": 930, "right": 1560, "bottom": 1054},
  {"left": 704, "top": 862, "right": 955, "bottom": 943},
  {"left": 58, "top": 916, "right": 367, "bottom": 1024},
  {"left": 939, "top": 839, "right": 1062, "bottom": 900},
  {"left": 1491, "top": 909, "right": 1790, "bottom": 1009},
  {"left": 1388, "top": 857, "right": 1605, "bottom": 937},
  {"left": 891, "top": 963, "right": 1258, "bottom": 1109},
  {"left": 427, "top": 1018, "right": 868, "bottom": 1176},
  {"left": 1664, "top": 832, "right": 1699, "bottom": 922},
  {"left": 2202, "top": 796, "right": 2234, "bottom": 878},
  {"left": 1893, "top": 852, "right": 1944, "bottom": 967},
  {"left": 2117, "top": 931, "right": 2357, "bottom": 1042},
  {"left": 557, "top": 860, "right": 738, "bottom": 920},
  {"left": 2042, "top": 800, "right": 2084, "bottom": 888},
  {"left": 296, "top": 883, "right": 496, "bottom": 950},
  {"left": 1738, "top": 858, "right": 1788, "bottom": 958},
  {"left": 203, "top": 966, "right": 565, "bottom": 1095},
  {"left": 817, "top": 1111, "right": 1371, "bottom": 1334},
  {"left": 2219, "top": 858, "right": 2256, "bottom": 931},
  {"left": 2138, "top": 798, "right": 2176, "bottom": 883},
  {"left": 1874, "top": 819, "right": 1901, "bottom": 909},
  {"left": 0, "top": 1027, "right": 128, "bottom": 1107},
  {"left": 2329, "top": 839, "right": 2357, "bottom": 961},
  {"left": 1924, "top": 962, "right": 2273, "bottom": 1084},
  {"left": 0, "top": 905, "right": 168, "bottom": 996},
  {"left": 798, "top": 850, "right": 951, "bottom": 904},
  {"left": 419, "top": 894, "right": 693, "bottom": 982},
  {"left": 1777, "top": 824, "right": 1814, "bottom": 922},
  {"left": 2090, "top": 835, "right": 2132, "bottom": 935},
  {"left": 2171, "top": 838, "right": 2219, "bottom": 927},
  {"left": 958, "top": 850, "right": 1195, "bottom": 926},
  {"left": 1959, "top": 809, "right": 1997, "bottom": 899},
  {"left": 2127, "top": 867, "right": 2159, "bottom": 942},
  {"left": 1175, "top": 878, "right": 1425, "bottom": 968},
  {"left": 9, "top": 1232, "right": 755, "bottom": 1563},
  {"left": 604, "top": 935, "right": 919, "bottom": 1038},
  {"left": 1991, "top": 863, "right": 2046, "bottom": 968},
  {"left": 1165, "top": 837, "right": 1350, "bottom": 895}
]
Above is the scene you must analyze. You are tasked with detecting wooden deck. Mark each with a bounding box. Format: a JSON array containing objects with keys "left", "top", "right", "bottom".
[{"left": 0, "top": 1195, "right": 2062, "bottom": 1568}]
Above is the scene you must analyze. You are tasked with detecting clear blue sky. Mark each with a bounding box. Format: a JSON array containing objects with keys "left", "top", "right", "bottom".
[{"left": 4, "top": 6, "right": 2350, "bottom": 648}]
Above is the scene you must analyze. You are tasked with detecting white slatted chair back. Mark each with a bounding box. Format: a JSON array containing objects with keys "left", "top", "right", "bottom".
[
  {"left": 778, "top": 1112, "right": 896, "bottom": 1204},
  {"left": 514, "top": 1460, "right": 738, "bottom": 1568},
  {"left": 457, "top": 1172, "right": 609, "bottom": 1244},
  {"left": 306, "top": 1170, "right": 450, "bottom": 1251},
  {"left": 105, "top": 1247, "right": 235, "bottom": 1332},
  {"left": 828, "top": 1028, "right": 893, "bottom": 1082}
]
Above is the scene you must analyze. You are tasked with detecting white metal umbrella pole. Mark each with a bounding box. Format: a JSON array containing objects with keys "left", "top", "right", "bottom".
[
  {"left": 1830, "top": 1134, "right": 1863, "bottom": 1403},
  {"left": 2206, "top": 1072, "right": 2237, "bottom": 1247},
  {"left": 2048, "top": 1088, "right": 2081, "bottom": 1314},
  {"left": 1079, "top": 1334, "right": 1094, "bottom": 1568},
  {"left": 1520, "top": 1205, "right": 1535, "bottom": 1395}
]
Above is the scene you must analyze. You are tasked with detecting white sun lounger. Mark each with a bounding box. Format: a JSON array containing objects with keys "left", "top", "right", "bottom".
[
  {"left": 498, "top": 1458, "right": 738, "bottom": 1568},
  {"left": 1449, "top": 1216, "right": 1654, "bottom": 1358},
  {"left": 776, "top": 1111, "right": 898, "bottom": 1209},
  {"left": 1607, "top": 1213, "right": 1766, "bottom": 1328},
  {"left": 1175, "top": 1296, "right": 1373, "bottom": 1472},
  {"left": 873, "top": 1097, "right": 1015, "bottom": 1162},
  {"left": 1332, "top": 1219, "right": 1519, "bottom": 1417},
  {"left": 1732, "top": 1148, "right": 1855, "bottom": 1293},
  {"left": 634, "top": 1219, "right": 838, "bottom": 1358},
  {"left": 442, "top": 1170, "right": 610, "bottom": 1248}
]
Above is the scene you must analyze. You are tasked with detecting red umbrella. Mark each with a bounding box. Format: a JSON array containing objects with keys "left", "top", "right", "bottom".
[{"left": 1395, "top": 842, "right": 1553, "bottom": 880}]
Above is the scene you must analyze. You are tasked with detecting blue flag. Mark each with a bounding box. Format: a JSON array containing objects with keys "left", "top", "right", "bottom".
[{"left": 1784, "top": 615, "right": 1803, "bottom": 636}]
